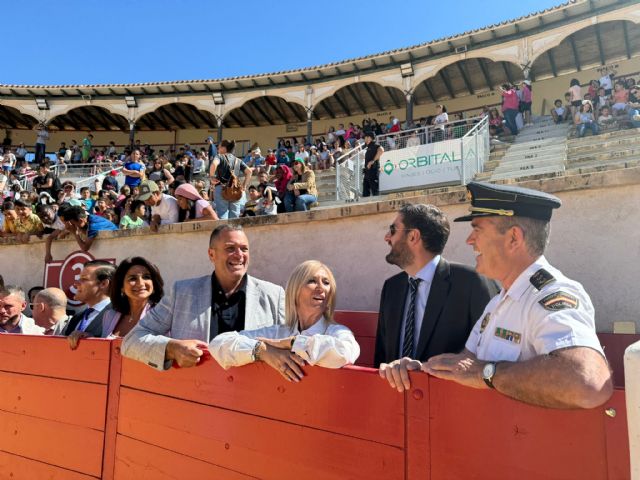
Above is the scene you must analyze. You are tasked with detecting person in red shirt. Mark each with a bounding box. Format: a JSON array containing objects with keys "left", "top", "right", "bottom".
[{"left": 499, "top": 83, "right": 519, "bottom": 135}]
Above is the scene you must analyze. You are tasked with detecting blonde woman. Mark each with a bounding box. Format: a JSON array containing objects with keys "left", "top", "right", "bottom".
[{"left": 210, "top": 260, "right": 360, "bottom": 382}]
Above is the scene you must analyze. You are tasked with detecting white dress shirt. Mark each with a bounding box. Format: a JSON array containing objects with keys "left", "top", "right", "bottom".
[
  {"left": 210, "top": 316, "right": 360, "bottom": 370},
  {"left": 398, "top": 255, "right": 441, "bottom": 357}
]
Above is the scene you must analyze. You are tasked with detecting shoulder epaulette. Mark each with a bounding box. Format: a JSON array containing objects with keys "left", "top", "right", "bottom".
[{"left": 529, "top": 268, "right": 556, "bottom": 291}]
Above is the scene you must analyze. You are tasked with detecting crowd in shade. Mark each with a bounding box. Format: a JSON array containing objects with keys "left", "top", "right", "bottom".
[{"left": 548, "top": 72, "right": 640, "bottom": 137}]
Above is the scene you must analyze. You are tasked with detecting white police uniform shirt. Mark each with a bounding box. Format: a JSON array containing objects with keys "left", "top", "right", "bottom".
[{"left": 466, "top": 256, "right": 604, "bottom": 362}]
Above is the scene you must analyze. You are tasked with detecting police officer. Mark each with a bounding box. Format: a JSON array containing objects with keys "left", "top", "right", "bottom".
[
  {"left": 362, "top": 131, "right": 383, "bottom": 197},
  {"left": 383, "top": 181, "right": 613, "bottom": 409}
]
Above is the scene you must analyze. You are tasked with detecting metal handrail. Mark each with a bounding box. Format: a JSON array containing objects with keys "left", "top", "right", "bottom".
[
  {"left": 376, "top": 116, "right": 484, "bottom": 143},
  {"left": 463, "top": 115, "right": 489, "bottom": 138}
]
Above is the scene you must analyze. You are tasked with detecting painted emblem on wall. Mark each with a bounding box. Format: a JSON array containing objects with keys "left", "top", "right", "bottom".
[{"left": 43, "top": 251, "right": 115, "bottom": 305}]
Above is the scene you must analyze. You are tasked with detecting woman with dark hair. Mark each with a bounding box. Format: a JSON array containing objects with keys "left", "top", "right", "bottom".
[
  {"left": 209, "top": 139, "right": 253, "bottom": 219},
  {"left": 67, "top": 257, "right": 164, "bottom": 348},
  {"left": 575, "top": 101, "right": 599, "bottom": 138},
  {"left": 285, "top": 159, "right": 318, "bottom": 212},
  {"left": 174, "top": 183, "right": 218, "bottom": 222}
]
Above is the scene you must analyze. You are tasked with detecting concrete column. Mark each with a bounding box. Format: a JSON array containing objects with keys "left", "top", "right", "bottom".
[
  {"left": 128, "top": 121, "right": 136, "bottom": 147},
  {"left": 405, "top": 91, "right": 414, "bottom": 127},
  {"left": 216, "top": 116, "right": 223, "bottom": 144},
  {"left": 625, "top": 340, "right": 640, "bottom": 479},
  {"left": 306, "top": 109, "right": 313, "bottom": 145}
]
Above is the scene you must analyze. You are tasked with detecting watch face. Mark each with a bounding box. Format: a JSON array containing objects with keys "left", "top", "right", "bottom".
[{"left": 483, "top": 363, "right": 496, "bottom": 379}]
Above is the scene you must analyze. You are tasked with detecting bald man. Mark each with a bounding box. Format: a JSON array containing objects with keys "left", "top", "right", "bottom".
[{"left": 32, "top": 288, "right": 71, "bottom": 335}]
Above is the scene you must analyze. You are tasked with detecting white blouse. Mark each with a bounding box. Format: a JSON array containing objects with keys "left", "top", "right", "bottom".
[{"left": 209, "top": 317, "right": 360, "bottom": 370}]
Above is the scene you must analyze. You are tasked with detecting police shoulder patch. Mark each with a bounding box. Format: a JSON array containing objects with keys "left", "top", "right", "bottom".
[
  {"left": 530, "top": 268, "right": 556, "bottom": 291},
  {"left": 539, "top": 291, "right": 579, "bottom": 311}
]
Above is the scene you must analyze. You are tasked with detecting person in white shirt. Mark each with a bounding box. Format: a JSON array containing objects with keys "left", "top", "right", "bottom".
[
  {"left": 137, "top": 180, "right": 179, "bottom": 231},
  {"left": 210, "top": 260, "right": 360, "bottom": 382},
  {"left": 31, "top": 288, "right": 71, "bottom": 335}
]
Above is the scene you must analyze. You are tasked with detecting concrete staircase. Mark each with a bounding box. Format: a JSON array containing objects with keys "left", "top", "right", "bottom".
[
  {"left": 487, "top": 117, "right": 571, "bottom": 182},
  {"left": 315, "top": 169, "right": 338, "bottom": 204},
  {"left": 565, "top": 127, "right": 640, "bottom": 174},
  {"left": 474, "top": 140, "right": 510, "bottom": 181}
]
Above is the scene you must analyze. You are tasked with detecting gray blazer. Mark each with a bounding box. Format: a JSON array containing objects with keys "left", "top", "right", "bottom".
[{"left": 121, "top": 274, "right": 285, "bottom": 370}]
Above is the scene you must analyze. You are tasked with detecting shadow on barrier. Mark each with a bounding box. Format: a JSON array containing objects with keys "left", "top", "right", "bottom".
[{"left": 0, "top": 332, "right": 632, "bottom": 480}]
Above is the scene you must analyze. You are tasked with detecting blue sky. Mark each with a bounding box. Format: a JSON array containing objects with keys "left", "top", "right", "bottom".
[{"left": 5, "top": 0, "right": 564, "bottom": 86}]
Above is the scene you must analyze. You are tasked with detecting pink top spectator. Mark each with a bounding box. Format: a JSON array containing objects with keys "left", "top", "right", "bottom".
[
  {"left": 501, "top": 89, "right": 519, "bottom": 110},
  {"left": 521, "top": 84, "right": 532, "bottom": 103}
]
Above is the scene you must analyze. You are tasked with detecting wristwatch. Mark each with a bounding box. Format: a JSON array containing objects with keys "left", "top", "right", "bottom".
[
  {"left": 482, "top": 362, "right": 497, "bottom": 389},
  {"left": 251, "top": 340, "right": 264, "bottom": 362}
]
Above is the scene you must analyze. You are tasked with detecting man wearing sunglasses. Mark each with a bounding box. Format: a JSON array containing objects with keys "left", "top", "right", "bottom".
[{"left": 376, "top": 203, "right": 498, "bottom": 387}]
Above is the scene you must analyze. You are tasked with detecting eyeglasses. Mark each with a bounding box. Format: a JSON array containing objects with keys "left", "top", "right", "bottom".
[{"left": 387, "top": 224, "right": 415, "bottom": 236}]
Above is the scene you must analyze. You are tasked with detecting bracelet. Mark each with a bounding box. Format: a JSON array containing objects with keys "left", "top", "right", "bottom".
[{"left": 252, "top": 340, "right": 263, "bottom": 362}]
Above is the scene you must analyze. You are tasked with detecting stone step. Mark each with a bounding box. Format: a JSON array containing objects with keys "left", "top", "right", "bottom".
[
  {"left": 516, "top": 126, "right": 571, "bottom": 138},
  {"left": 508, "top": 138, "right": 567, "bottom": 152},
  {"left": 474, "top": 171, "right": 493, "bottom": 181},
  {"left": 567, "top": 147, "right": 640, "bottom": 165},
  {"left": 502, "top": 145, "right": 567, "bottom": 160},
  {"left": 490, "top": 165, "right": 565, "bottom": 181},
  {"left": 493, "top": 159, "right": 566, "bottom": 175},
  {"left": 565, "top": 156, "right": 640, "bottom": 174},
  {"left": 498, "top": 157, "right": 566, "bottom": 171},
  {"left": 567, "top": 136, "right": 640, "bottom": 155},
  {"left": 566, "top": 127, "right": 640, "bottom": 147}
]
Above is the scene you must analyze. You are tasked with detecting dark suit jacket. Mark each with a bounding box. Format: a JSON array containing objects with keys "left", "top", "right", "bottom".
[
  {"left": 63, "top": 303, "right": 112, "bottom": 338},
  {"left": 374, "top": 258, "right": 499, "bottom": 367}
]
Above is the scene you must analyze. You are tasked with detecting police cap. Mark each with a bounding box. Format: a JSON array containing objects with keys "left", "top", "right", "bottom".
[{"left": 454, "top": 181, "right": 561, "bottom": 222}]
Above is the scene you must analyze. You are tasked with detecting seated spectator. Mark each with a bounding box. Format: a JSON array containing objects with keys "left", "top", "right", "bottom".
[
  {"left": 550, "top": 99, "right": 570, "bottom": 124},
  {"left": 488, "top": 108, "right": 506, "bottom": 135},
  {"left": 273, "top": 164, "right": 293, "bottom": 208},
  {"left": 406, "top": 131, "right": 420, "bottom": 147},
  {"left": 264, "top": 149, "right": 277, "bottom": 172},
  {"left": 32, "top": 163, "right": 60, "bottom": 199},
  {"left": 103, "top": 208, "right": 118, "bottom": 225},
  {"left": 611, "top": 81, "right": 629, "bottom": 116},
  {"left": 58, "top": 205, "right": 118, "bottom": 252},
  {"left": 587, "top": 79, "right": 599, "bottom": 99},
  {"left": 101, "top": 170, "right": 119, "bottom": 192},
  {"left": 120, "top": 199, "right": 148, "bottom": 230},
  {"left": 242, "top": 186, "right": 260, "bottom": 217},
  {"left": 308, "top": 145, "right": 319, "bottom": 170},
  {"left": 210, "top": 260, "right": 360, "bottom": 380},
  {"left": 0, "top": 286, "right": 42, "bottom": 334},
  {"left": 68, "top": 257, "right": 164, "bottom": 348},
  {"left": 147, "top": 157, "right": 174, "bottom": 185},
  {"left": 256, "top": 184, "right": 278, "bottom": 216},
  {"left": 285, "top": 159, "right": 318, "bottom": 212},
  {"left": 1, "top": 201, "right": 17, "bottom": 236},
  {"left": 628, "top": 84, "right": 640, "bottom": 128},
  {"left": 318, "top": 143, "right": 330, "bottom": 170},
  {"left": 79, "top": 187, "right": 96, "bottom": 212},
  {"left": 36, "top": 203, "right": 67, "bottom": 263},
  {"left": 174, "top": 183, "right": 218, "bottom": 222},
  {"left": 594, "top": 87, "right": 610, "bottom": 112},
  {"left": 598, "top": 106, "right": 615, "bottom": 128},
  {"left": 58, "top": 181, "right": 79, "bottom": 204},
  {"left": 276, "top": 148, "right": 290, "bottom": 166},
  {"left": 136, "top": 180, "right": 179, "bottom": 231},
  {"left": 575, "top": 101, "right": 599, "bottom": 138},
  {"left": 14, "top": 199, "right": 44, "bottom": 242},
  {"left": 31, "top": 287, "right": 71, "bottom": 335}
]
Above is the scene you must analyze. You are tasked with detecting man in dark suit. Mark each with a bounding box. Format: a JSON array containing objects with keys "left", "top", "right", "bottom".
[
  {"left": 63, "top": 260, "right": 115, "bottom": 337},
  {"left": 376, "top": 204, "right": 498, "bottom": 391}
]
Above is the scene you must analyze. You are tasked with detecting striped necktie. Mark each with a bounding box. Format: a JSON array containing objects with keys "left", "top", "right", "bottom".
[{"left": 402, "top": 277, "right": 422, "bottom": 358}]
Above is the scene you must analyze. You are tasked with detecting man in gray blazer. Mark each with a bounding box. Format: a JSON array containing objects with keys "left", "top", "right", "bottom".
[{"left": 122, "top": 224, "right": 285, "bottom": 370}]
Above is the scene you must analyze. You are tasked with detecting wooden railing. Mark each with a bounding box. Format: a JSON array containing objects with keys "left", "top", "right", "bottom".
[{"left": 0, "top": 314, "right": 634, "bottom": 479}]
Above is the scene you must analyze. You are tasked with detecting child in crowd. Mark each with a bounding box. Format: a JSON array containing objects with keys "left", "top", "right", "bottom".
[
  {"left": 120, "top": 199, "right": 148, "bottom": 230},
  {"left": 551, "top": 99, "right": 570, "bottom": 124},
  {"left": 241, "top": 186, "right": 260, "bottom": 217},
  {"left": 597, "top": 106, "right": 615, "bottom": 128},
  {"left": 611, "top": 81, "right": 629, "bottom": 116}
]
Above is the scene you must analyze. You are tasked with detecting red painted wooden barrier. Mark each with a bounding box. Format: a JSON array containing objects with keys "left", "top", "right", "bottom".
[
  {"left": 0, "top": 335, "right": 112, "bottom": 479},
  {"left": 0, "top": 311, "right": 634, "bottom": 480}
]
